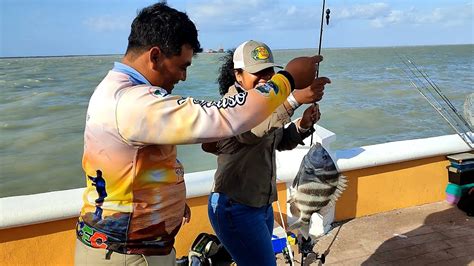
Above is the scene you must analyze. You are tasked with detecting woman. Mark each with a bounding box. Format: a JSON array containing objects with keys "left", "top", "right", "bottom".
[{"left": 203, "top": 40, "right": 326, "bottom": 265}]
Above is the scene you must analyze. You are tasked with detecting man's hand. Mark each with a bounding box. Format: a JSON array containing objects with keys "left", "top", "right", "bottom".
[
  {"left": 292, "top": 77, "right": 331, "bottom": 104},
  {"left": 182, "top": 203, "right": 191, "bottom": 225},
  {"left": 285, "top": 55, "right": 323, "bottom": 89},
  {"left": 300, "top": 104, "right": 321, "bottom": 129}
]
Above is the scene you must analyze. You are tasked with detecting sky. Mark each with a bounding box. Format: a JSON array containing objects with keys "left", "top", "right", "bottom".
[{"left": 0, "top": 0, "right": 473, "bottom": 57}]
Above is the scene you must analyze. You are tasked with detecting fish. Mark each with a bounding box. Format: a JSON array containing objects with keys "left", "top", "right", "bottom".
[{"left": 287, "top": 142, "right": 347, "bottom": 234}]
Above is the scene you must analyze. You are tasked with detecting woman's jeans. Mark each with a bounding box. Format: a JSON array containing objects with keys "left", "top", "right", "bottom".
[{"left": 208, "top": 192, "right": 276, "bottom": 266}]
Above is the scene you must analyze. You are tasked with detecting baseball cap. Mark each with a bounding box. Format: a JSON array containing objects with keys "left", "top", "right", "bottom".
[{"left": 233, "top": 40, "right": 282, "bottom": 74}]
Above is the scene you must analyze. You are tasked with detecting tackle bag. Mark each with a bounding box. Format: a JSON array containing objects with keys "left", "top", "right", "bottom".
[{"left": 457, "top": 189, "right": 474, "bottom": 217}]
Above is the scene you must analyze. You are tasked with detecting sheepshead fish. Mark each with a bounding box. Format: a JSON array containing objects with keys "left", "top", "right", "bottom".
[{"left": 288, "top": 143, "right": 347, "bottom": 231}]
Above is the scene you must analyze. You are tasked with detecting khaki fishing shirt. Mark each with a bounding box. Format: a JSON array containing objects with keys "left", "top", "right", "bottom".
[{"left": 212, "top": 84, "right": 314, "bottom": 208}]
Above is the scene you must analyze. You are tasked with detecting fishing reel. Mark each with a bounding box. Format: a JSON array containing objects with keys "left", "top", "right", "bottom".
[{"left": 297, "top": 234, "right": 325, "bottom": 265}]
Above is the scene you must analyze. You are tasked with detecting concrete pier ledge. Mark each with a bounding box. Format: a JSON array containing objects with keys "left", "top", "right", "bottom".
[{"left": 277, "top": 201, "right": 473, "bottom": 265}]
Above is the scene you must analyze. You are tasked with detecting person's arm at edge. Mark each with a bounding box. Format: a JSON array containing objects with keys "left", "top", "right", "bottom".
[{"left": 116, "top": 71, "right": 294, "bottom": 145}]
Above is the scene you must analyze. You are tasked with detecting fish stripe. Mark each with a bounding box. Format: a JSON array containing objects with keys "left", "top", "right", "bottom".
[
  {"left": 313, "top": 169, "right": 339, "bottom": 176},
  {"left": 298, "top": 187, "right": 336, "bottom": 197},
  {"left": 296, "top": 199, "right": 331, "bottom": 208},
  {"left": 295, "top": 192, "right": 333, "bottom": 203},
  {"left": 298, "top": 182, "right": 334, "bottom": 190}
]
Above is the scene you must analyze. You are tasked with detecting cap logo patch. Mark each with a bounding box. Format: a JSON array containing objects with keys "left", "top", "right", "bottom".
[{"left": 252, "top": 46, "right": 270, "bottom": 60}]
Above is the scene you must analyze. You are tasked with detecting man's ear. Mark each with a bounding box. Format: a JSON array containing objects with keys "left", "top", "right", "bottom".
[{"left": 149, "top": 47, "right": 162, "bottom": 70}]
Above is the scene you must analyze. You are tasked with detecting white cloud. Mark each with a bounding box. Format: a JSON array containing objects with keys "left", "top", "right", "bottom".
[
  {"left": 187, "top": 0, "right": 321, "bottom": 31},
  {"left": 335, "top": 2, "right": 473, "bottom": 28},
  {"left": 187, "top": 1, "right": 472, "bottom": 33},
  {"left": 370, "top": 19, "right": 384, "bottom": 29},
  {"left": 80, "top": 1, "right": 470, "bottom": 36},
  {"left": 337, "top": 3, "right": 391, "bottom": 20},
  {"left": 287, "top": 6, "right": 297, "bottom": 16},
  {"left": 412, "top": 2, "right": 473, "bottom": 27},
  {"left": 83, "top": 16, "right": 130, "bottom": 32}
]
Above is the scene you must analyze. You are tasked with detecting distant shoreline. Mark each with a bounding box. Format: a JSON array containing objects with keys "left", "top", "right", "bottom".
[
  {"left": 0, "top": 54, "right": 123, "bottom": 60},
  {"left": 1, "top": 43, "right": 472, "bottom": 59}
]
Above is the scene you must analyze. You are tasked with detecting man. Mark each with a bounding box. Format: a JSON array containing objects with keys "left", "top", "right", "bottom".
[{"left": 75, "top": 2, "right": 329, "bottom": 265}]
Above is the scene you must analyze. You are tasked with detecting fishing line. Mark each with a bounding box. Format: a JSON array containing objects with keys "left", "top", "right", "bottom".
[
  {"left": 398, "top": 55, "right": 471, "bottom": 137},
  {"left": 399, "top": 55, "right": 464, "bottom": 128},
  {"left": 405, "top": 56, "right": 472, "bottom": 131},
  {"left": 397, "top": 54, "right": 473, "bottom": 149},
  {"left": 399, "top": 54, "right": 473, "bottom": 136}
]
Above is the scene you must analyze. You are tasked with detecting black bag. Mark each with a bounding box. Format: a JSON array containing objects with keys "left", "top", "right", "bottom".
[
  {"left": 457, "top": 190, "right": 474, "bottom": 216},
  {"left": 188, "top": 233, "right": 233, "bottom": 266}
]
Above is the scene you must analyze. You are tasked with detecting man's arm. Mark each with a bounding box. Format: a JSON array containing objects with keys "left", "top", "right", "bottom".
[
  {"left": 116, "top": 73, "right": 293, "bottom": 145},
  {"left": 116, "top": 56, "right": 325, "bottom": 145}
]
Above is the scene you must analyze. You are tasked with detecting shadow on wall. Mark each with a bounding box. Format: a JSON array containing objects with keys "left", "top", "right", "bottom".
[{"left": 361, "top": 206, "right": 474, "bottom": 265}]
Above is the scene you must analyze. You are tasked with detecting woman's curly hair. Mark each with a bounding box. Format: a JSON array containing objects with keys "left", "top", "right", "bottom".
[{"left": 217, "top": 49, "right": 241, "bottom": 96}]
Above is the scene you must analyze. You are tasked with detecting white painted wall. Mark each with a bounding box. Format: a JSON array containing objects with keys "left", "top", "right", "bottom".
[{"left": 1, "top": 126, "right": 471, "bottom": 230}]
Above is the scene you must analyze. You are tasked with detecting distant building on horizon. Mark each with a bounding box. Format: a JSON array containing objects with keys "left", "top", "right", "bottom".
[{"left": 205, "top": 47, "right": 225, "bottom": 53}]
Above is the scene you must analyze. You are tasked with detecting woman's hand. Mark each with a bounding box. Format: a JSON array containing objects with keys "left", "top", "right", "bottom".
[{"left": 300, "top": 104, "right": 321, "bottom": 129}]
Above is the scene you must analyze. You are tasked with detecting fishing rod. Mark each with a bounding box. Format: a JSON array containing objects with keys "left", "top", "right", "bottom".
[
  {"left": 398, "top": 55, "right": 474, "bottom": 149},
  {"left": 297, "top": 6, "right": 331, "bottom": 266},
  {"left": 310, "top": 0, "right": 330, "bottom": 146},
  {"left": 293, "top": 3, "right": 333, "bottom": 265}
]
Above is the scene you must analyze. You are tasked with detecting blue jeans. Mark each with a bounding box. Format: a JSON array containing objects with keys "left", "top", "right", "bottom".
[{"left": 208, "top": 192, "right": 276, "bottom": 266}]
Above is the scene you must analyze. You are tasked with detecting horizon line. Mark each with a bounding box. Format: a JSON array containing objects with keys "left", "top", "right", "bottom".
[{"left": 1, "top": 43, "right": 472, "bottom": 59}]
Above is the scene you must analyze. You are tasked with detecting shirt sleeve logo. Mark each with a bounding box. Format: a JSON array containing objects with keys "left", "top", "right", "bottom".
[
  {"left": 149, "top": 87, "right": 169, "bottom": 98},
  {"left": 254, "top": 80, "right": 279, "bottom": 97}
]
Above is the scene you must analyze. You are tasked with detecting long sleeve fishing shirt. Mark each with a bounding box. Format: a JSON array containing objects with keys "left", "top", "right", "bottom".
[{"left": 77, "top": 62, "right": 293, "bottom": 255}]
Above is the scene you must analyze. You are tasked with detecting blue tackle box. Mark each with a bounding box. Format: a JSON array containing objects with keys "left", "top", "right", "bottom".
[{"left": 272, "top": 224, "right": 287, "bottom": 253}]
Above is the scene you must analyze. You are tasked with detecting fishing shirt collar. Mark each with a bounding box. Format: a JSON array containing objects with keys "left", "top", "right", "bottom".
[{"left": 112, "top": 62, "right": 151, "bottom": 86}]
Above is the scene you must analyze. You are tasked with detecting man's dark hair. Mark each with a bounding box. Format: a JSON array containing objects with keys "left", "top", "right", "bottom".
[
  {"left": 126, "top": 3, "right": 202, "bottom": 57},
  {"left": 217, "top": 49, "right": 239, "bottom": 96}
]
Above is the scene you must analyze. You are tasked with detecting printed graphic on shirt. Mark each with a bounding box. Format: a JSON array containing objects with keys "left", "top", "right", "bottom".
[
  {"left": 175, "top": 159, "right": 184, "bottom": 180},
  {"left": 254, "top": 80, "right": 279, "bottom": 97},
  {"left": 149, "top": 87, "right": 169, "bottom": 98},
  {"left": 177, "top": 92, "right": 248, "bottom": 109},
  {"left": 78, "top": 211, "right": 136, "bottom": 254},
  {"left": 77, "top": 220, "right": 109, "bottom": 249},
  {"left": 88, "top": 170, "right": 107, "bottom": 221}
]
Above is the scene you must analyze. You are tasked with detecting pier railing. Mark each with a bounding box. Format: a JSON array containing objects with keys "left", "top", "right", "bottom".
[{"left": 1, "top": 126, "right": 471, "bottom": 230}]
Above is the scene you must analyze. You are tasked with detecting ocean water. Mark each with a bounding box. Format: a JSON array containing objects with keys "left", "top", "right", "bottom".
[{"left": 1, "top": 44, "right": 473, "bottom": 197}]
